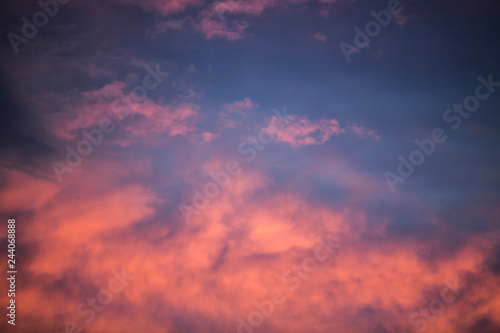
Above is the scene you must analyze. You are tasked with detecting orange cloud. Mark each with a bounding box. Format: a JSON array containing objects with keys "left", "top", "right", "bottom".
[{"left": 1, "top": 150, "right": 500, "bottom": 333}]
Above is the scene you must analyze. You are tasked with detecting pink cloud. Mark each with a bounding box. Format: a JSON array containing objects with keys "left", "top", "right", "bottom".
[
  {"left": 48, "top": 80, "right": 200, "bottom": 145},
  {"left": 223, "top": 97, "right": 257, "bottom": 114},
  {"left": 217, "top": 111, "right": 238, "bottom": 129},
  {"left": 2, "top": 114, "right": 499, "bottom": 333},
  {"left": 214, "top": 98, "right": 258, "bottom": 130},
  {"left": 147, "top": 18, "right": 191, "bottom": 39},
  {"left": 348, "top": 125, "right": 381, "bottom": 140},
  {"left": 4, "top": 153, "right": 499, "bottom": 333},
  {"left": 212, "top": 0, "right": 273, "bottom": 18},
  {"left": 198, "top": 16, "right": 249, "bottom": 41},
  {"left": 312, "top": 32, "right": 328, "bottom": 42},
  {"left": 197, "top": 0, "right": 309, "bottom": 41},
  {"left": 318, "top": 0, "right": 346, "bottom": 3},
  {"left": 319, "top": 8, "right": 331, "bottom": 17},
  {"left": 135, "top": 0, "right": 346, "bottom": 41},
  {"left": 109, "top": 0, "right": 205, "bottom": 15},
  {"left": 264, "top": 116, "right": 380, "bottom": 146},
  {"left": 0, "top": 169, "right": 60, "bottom": 211},
  {"left": 50, "top": 81, "right": 128, "bottom": 140},
  {"left": 267, "top": 116, "right": 345, "bottom": 147},
  {"left": 202, "top": 132, "right": 221, "bottom": 142},
  {"left": 122, "top": 102, "right": 200, "bottom": 144},
  {"left": 394, "top": 13, "right": 409, "bottom": 26}
]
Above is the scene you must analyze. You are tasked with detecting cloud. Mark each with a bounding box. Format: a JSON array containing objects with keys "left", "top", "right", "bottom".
[
  {"left": 312, "top": 32, "right": 328, "bottom": 42},
  {"left": 348, "top": 125, "right": 381, "bottom": 140},
  {"left": 1, "top": 102, "right": 499, "bottom": 332},
  {"left": 2, "top": 152, "right": 500, "bottom": 333},
  {"left": 197, "top": 0, "right": 325, "bottom": 41},
  {"left": 266, "top": 116, "right": 344, "bottom": 147},
  {"left": 264, "top": 116, "right": 380, "bottom": 147},
  {"left": 48, "top": 81, "right": 200, "bottom": 146},
  {"left": 50, "top": 81, "right": 128, "bottom": 140},
  {"left": 197, "top": 16, "right": 249, "bottom": 41},
  {"left": 108, "top": 0, "right": 205, "bottom": 15},
  {"left": 211, "top": 0, "right": 274, "bottom": 18},
  {"left": 120, "top": 102, "right": 200, "bottom": 146},
  {"left": 147, "top": 18, "right": 191, "bottom": 39},
  {"left": 1, "top": 1, "right": 500, "bottom": 332},
  {"left": 394, "top": 13, "right": 409, "bottom": 26},
  {"left": 202, "top": 132, "right": 221, "bottom": 142},
  {"left": 223, "top": 97, "right": 257, "bottom": 114},
  {"left": 136, "top": 0, "right": 348, "bottom": 41}
]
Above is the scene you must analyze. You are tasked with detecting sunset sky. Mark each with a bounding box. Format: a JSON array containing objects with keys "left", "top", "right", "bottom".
[{"left": 1, "top": 0, "right": 500, "bottom": 332}]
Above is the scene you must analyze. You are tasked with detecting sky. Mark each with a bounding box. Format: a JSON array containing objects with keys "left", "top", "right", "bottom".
[{"left": 1, "top": 0, "right": 500, "bottom": 332}]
